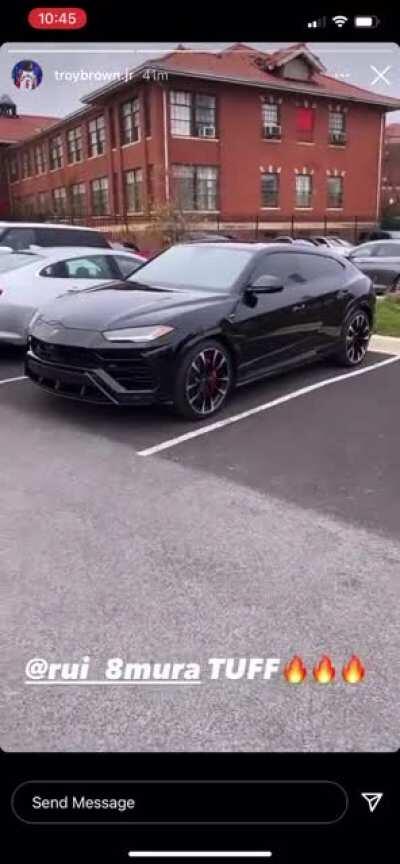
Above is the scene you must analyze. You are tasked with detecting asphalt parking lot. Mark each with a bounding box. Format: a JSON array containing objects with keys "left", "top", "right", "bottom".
[{"left": 1, "top": 346, "right": 400, "bottom": 753}]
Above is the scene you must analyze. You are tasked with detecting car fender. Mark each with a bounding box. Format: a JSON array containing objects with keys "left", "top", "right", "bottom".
[
  {"left": 342, "top": 295, "right": 374, "bottom": 330},
  {"left": 173, "top": 326, "right": 239, "bottom": 371}
]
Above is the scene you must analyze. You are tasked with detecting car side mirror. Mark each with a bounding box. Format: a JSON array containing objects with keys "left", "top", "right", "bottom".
[{"left": 248, "top": 274, "right": 284, "bottom": 293}]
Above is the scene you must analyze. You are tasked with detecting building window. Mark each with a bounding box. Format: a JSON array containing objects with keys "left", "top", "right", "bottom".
[
  {"left": 91, "top": 177, "right": 109, "bottom": 215},
  {"left": 120, "top": 98, "right": 140, "bottom": 145},
  {"left": 262, "top": 103, "right": 281, "bottom": 140},
  {"left": 22, "top": 196, "right": 36, "bottom": 217},
  {"left": 170, "top": 91, "right": 216, "bottom": 138},
  {"left": 88, "top": 116, "right": 106, "bottom": 157},
  {"left": 170, "top": 92, "right": 191, "bottom": 136},
  {"left": 125, "top": 169, "right": 143, "bottom": 212},
  {"left": 147, "top": 165, "right": 154, "bottom": 207},
  {"left": 38, "top": 191, "right": 50, "bottom": 217},
  {"left": 34, "top": 143, "right": 47, "bottom": 175},
  {"left": 261, "top": 172, "right": 280, "bottom": 207},
  {"left": 67, "top": 126, "right": 83, "bottom": 163},
  {"left": 9, "top": 156, "right": 18, "bottom": 182},
  {"left": 52, "top": 187, "right": 67, "bottom": 217},
  {"left": 172, "top": 165, "right": 218, "bottom": 211},
  {"left": 113, "top": 172, "right": 119, "bottom": 214},
  {"left": 296, "top": 107, "right": 315, "bottom": 142},
  {"left": 22, "top": 153, "right": 28, "bottom": 179},
  {"left": 295, "top": 174, "right": 313, "bottom": 207},
  {"left": 329, "top": 111, "right": 346, "bottom": 145},
  {"left": 71, "top": 182, "right": 86, "bottom": 217},
  {"left": 327, "top": 176, "right": 344, "bottom": 208},
  {"left": 22, "top": 151, "right": 32, "bottom": 179},
  {"left": 21, "top": 196, "right": 36, "bottom": 217},
  {"left": 109, "top": 110, "right": 116, "bottom": 149},
  {"left": 144, "top": 94, "right": 151, "bottom": 137},
  {"left": 49, "top": 135, "right": 63, "bottom": 170}
]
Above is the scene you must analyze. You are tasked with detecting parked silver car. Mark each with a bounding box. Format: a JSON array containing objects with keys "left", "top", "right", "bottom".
[
  {"left": 311, "top": 236, "right": 354, "bottom": 256},
  {"left": 348, "top": 240, "right": 400, "bottom": 294},
  {"left": 0, "top": 247, "right": 145, "bottom": 345}
]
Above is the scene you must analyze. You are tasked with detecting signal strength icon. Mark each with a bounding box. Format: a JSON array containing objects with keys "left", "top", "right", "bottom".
[
  {"left": 332, "top": 15, "right": 349, "bottom": 28},
  {"left": 307, "top": 17, "right": 326, "bottom": 29}
]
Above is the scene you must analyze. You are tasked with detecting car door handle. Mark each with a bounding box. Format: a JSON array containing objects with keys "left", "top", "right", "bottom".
[{"left": 292, "top": 303, "right": 306, "bottom": 312}]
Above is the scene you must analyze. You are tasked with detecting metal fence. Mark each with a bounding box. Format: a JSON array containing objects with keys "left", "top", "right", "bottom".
[{"left": 4, "top": 212, "right": 379, "bottom": 245}]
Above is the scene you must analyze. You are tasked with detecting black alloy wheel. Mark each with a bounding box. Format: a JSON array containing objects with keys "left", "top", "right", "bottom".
[
  {"left": 174, "top": 340, "right": 233, "bottom": 420},
  {"left": 339, "top": 310, "right": 371, "bottom": 367}
]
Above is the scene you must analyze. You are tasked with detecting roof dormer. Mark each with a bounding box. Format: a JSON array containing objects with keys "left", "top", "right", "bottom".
[{"left": 259, "top": 43, "right": 326, "bottom": 82}]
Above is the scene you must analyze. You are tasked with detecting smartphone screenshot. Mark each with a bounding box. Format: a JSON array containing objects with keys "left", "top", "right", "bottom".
[{"left": 1, "top": 6, "right": 398, "bottom": 861}]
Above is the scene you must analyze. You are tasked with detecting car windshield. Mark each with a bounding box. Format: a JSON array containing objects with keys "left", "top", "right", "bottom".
[
  {"left": 127, "top": 245, "right": 254, "bottom": 290},
  {"left": 0, "top": 252, "right": 41, "bottom": 272}
]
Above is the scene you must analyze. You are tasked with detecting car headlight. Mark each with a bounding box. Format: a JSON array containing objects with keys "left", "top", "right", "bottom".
[
  {"left": 103, "top": 325, "right": 174, "bottom": 343},
  {"left": 28, "top": 310, "right": 41, "bottom": 331}
]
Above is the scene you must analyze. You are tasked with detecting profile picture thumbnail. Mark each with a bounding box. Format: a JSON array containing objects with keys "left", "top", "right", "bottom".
[{"left": 12, "top": 59, "right": 43, "bottom": 90}]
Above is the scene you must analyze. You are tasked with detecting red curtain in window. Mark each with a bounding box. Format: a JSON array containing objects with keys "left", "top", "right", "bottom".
[{"left": 296, "top": 107, "right": 314, "bottom": 132}]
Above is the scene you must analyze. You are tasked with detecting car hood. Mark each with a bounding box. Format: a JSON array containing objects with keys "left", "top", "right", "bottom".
[{"left": 34, "top": 281, "right": 230, "bottom": 331}]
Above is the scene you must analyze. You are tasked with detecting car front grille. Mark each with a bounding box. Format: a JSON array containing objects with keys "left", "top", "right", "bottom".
[
  {"left": 31, "top": 338, "right": 157, "bottom": 391},
  {"left": 30, "top": 338, "right": 98, "bottom": 369},
  {"left": 100, "top": 358, "right": 156, "bottom": 389}
]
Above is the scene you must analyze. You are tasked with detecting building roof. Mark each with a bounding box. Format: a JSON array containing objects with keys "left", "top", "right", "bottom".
[
  {"left": 0, "top": 113, "right": 58, "bottom": 145},
  {"left": 82, "top": 42, "right": 400, "bottom": 111},
  {"left": 4, "top": 43, "right": 400, "bottom": 153}
]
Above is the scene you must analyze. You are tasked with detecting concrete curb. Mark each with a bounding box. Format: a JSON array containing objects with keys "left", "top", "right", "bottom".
[{"left": 371, "top": 334, "right": 400, "bottom": 355}]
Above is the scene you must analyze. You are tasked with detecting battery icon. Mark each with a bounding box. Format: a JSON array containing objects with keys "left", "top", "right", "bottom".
[{"left": 354, "top": 15, "right": 380, "bottom": 28}]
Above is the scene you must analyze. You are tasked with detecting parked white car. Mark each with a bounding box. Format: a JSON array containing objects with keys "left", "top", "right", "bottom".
[
  {"left": 0, "top": 247, "right": 145, "bottom": 345},
  {"left": 0, "top": 221, "right": 112, "bottom": 250}
]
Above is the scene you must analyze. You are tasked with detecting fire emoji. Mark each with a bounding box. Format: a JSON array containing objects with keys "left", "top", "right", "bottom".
[
  {"left": 283, "top": 656, "right": 307, "bottom": 684},
  {"left": 313, "top": 655, "right": 335, "bottom": 684},
  {"left": 342, "top": 655, "right": 365, "bottom": 684}
]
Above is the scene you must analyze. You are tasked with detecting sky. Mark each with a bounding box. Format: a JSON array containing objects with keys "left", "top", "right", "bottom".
[{"left": 1, "top": 41, "right": 399, "bottom": 122}]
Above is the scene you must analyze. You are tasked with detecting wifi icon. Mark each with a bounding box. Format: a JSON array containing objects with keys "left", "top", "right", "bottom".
[{"left": 332, "top": 15, "right": 349, "bottom": 27}]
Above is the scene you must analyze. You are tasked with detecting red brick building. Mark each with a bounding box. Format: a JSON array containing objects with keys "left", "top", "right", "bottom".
[
  {"left": 0, "top": 94, "right": 57, "bottom": 215},
  {"left": 2, "top": 43, "right": 400, "bottom": 241},
  {"left": 382, "top": 123, "right": 400, "bottom": 212}
]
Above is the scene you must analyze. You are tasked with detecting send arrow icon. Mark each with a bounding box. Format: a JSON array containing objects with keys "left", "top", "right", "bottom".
[{"left": 361, "top": 793, "right": 384, "bottom": 813}]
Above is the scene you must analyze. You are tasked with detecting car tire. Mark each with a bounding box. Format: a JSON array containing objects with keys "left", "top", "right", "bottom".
[
  {"left": 173, "top": 339, "right": 233, "bottom": 420},
  {"left": 334, "top": 309, "right": 371, "bottom": 367}
]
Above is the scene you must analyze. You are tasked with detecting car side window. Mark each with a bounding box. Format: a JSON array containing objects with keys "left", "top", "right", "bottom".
[
  {"left": 35, "top": 228, "right": 109, "bottom": 248},
  {"left": 1, "top": 227, "right": 36, "bottom": 250},
  {"left": 114, "top": 255, "right": 143, "bottom": 278},
  {"left": 295, "top": 253, "right": 344, "bottom": 282},
  {"left": 376, "top": 243, "right": 400, "bottom": 257},
  {"left": 352, "top": 244, "right": 375, "bottom": 258},
  {"left": 252, "top": 253, "right": 306, "bottom": 286},
  {"left": 41, "top": 255, "right": 118, "bottom": 279}
]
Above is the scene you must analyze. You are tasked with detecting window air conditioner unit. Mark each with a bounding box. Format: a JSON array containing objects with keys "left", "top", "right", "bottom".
[
  {"left": 264, "top": 124, "right": 282, "bottom": 138},
  {"left": 198, "top": 125, "right": 216, "bottom": 138},
  {"left": 331, "top": 130, "right": 346, "bottom": 143}
]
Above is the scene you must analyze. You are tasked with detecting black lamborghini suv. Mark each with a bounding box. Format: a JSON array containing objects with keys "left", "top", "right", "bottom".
[{"left": 26, "top": 242, "right": 375, "bottom": 420}]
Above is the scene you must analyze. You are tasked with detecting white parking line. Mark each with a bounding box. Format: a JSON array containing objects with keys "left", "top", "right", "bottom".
[
  {"left": 0, "top": 375, "right": 28, "bottom": 386},
  {"left": 137, "top": 355, "right": 400, "bottom": 457}
]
